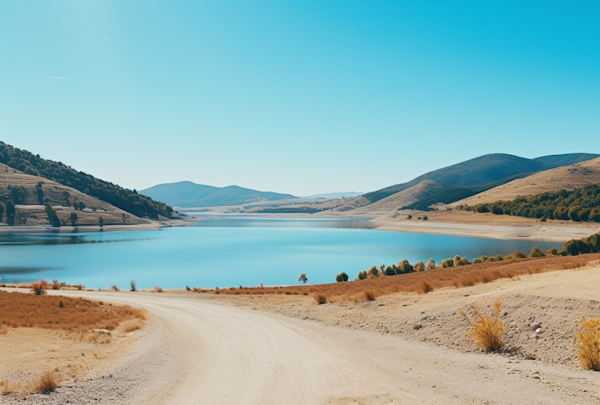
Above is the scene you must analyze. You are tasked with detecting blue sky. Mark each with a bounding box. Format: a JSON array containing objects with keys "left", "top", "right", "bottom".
[{"left": 1, "top": 1, "right": 598, "bottom": 196}]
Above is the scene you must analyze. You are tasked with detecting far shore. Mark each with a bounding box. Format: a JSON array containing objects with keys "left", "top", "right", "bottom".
[
  {"left": 0, "top": 217, "right": 198, "bottom": 234},
  {"left": 2, "top": 209, "right": 598, "bottom": 242}
]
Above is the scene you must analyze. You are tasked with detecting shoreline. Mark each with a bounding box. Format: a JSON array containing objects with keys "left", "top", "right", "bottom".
[{"left": 1, "top": 210, "right": 598, "bottom": 242}]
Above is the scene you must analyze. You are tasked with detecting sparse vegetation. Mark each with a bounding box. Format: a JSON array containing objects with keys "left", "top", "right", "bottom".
[
  {"left": 32, "top": 373, "right": 57, "bottom": 394},
  {"left": 0, "top": 290, "right": 145, "bottom": 332},
  {"left": 575, "top": 316, "right": 600, "bottom": 371},
  {"left": 298, "top": 273, "right": 308, "bottom": 283},
  {"left": 0, "top": 141, "right": 174, "bottom": 219},
  {"left": 461, "top": 301, "right": 505, "bottom": 352},
  {"left": 461, "top": 183, "right": 600, "bottom": 222}
]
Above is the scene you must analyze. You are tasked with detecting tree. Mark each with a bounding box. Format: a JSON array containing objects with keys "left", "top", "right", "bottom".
[
  {"left": 69, "top": 212, "right": 78, "bottom": 227},
  {"left": 397, "top": 259, "right": 413, "bottom": 274},
  {"left": 513, "top": 250, "right": 527, "bottom": 259},
  {"left": 98, "top": 216, "right": 104, "bottom": 228},
  {"left": 298, "top": 273, "right": 308, "bottom": 283},
  {"left": 530, "top": 247, "right": 546, "bottom": 258},
  {"left": 5, "top": 201, "right": 15, "bottom": 225},
  {"left": 44, "top": 203, "right": 60, "bottom": 227},
  {"left": 63, "top": 191, "right": 70, "bottom": 207},
  {"left": 0, "top": 201, "right": 4, "bottom": 222},
  {"left": 35, "top": 182, "right": 44, "bottom": 204},
  {"left": 426, "top": 258, "right": 436, "bottom": 270},
  {"left": 335, "top": 272, "right": 349, "bottom": 282},
  {"left": 413, "top": 261, "right": 425, "bottom": 272}
]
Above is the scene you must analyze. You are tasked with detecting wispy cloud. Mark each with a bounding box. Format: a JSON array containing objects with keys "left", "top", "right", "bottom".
[
  {"left": 47, "top": 75, "right": 71, "bottom": 80},
  {"left": 101, "top": 30, "right": 112, "bottom": 43}
]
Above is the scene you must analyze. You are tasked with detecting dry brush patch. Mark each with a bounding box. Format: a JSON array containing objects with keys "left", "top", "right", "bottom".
[
  {"left": 576, "top": 316, "right": 600, "bottom": 371},
  {"left": 198, "top": 253, "right": 600, "bottom": 304},
  {"left": 461, "top": 301, "right": 505, "bottom": 352},
  {"left": 0, "top": 290, "right": 146, "bottom": 333}
]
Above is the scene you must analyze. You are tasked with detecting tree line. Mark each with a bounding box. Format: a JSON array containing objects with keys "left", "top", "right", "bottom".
[
  {"left": 341, "top": 232, "right": 600, "bottom": 282},
  {"left": 0, "top": 141, "right": 173, "bottom": 219},
  {"left": 458, "top": 184, "right": 600, "bottom": 222}
]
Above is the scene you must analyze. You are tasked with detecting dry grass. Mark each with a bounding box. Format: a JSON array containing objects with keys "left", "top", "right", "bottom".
[
  {"left": 117, "top": 318, "right": 144, "bottom": 334},
  {"left": 0, "top": 291, "right": 146, "bottom": 333},
  {"left": 575, "top": 316, "right": 600, "bottom": 371},
  {"left": 1, "top": 373, "right": 59, "bottom": 398},
  {"left": 200, "top": 253, "right": 600, "bottom": 304},
  {"left": 461, "top": 301, "right": 505, "bottom": 352},
  {"left": 31, "top": 373, "right": 57, "bottom": 394}
]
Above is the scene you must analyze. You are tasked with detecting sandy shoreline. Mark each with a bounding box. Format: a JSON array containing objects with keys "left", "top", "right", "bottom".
[{"left": 1, "top": 209, "right": 598, "bottom": 242}]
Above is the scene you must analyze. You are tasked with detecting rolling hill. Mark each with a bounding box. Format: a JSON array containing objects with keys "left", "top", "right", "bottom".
[
  {"left": 362, "top": 153, "right": 599, "bottom": 204},
  {"left": 0, "top": 141, "right": 173, "bottom": 219},
  {"left": 0, "top": 163, "right": 146, "bottom": 226},
  {"left": 140, "top": 181, "right": 296, "bottom": 208},
  {"left": 451, "top": 156, "right": 600, "bottom": 208}
]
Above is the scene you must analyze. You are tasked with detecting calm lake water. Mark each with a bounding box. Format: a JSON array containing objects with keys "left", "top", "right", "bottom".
[{"left": 0, "top": 218, "right": 558, "bottom": 289}]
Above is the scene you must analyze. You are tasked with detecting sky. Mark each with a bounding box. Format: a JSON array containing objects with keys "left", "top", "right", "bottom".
[{"left": 0, "top": 1, "right": 598, "bottom": 196}]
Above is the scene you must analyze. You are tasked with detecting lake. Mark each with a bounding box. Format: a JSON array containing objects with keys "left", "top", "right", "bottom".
[{"left": 0, "top": 218, "right": 559, "bottom": 289}]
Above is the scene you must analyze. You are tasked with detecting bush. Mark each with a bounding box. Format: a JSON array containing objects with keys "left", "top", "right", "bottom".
[
  {"left": 530, "top": 247, "right": 546, "bottom": 258},
  {"left": 461, "top": 301, "right": 505, "bottom": 352},
  {"left": 384, "top": 266, "right": 396, "bottom": 276},
  {"left": 453, "top": 255, "right": 470, "bottom": 266},
  {"left": 130, "top": 279, "right": 137, "bottom": 292},
  {"left": 312, "top": 293, "right": 327, "bottom": 304},
  {"left": 418, "top": 280, "right": 434, "bottom": 294},
  {"left": 32, "top": 373, "right": 57, "bottom": 394},
  {"left": 397, "top": 259, "right": 413, "bottom": 274},
  {"left": 413, "top": 261, "right": 425, "bottom": 272},
  {"left": 367, "top": 266, "right": 379, "bottom": 277},
  {"left": 31, "top": 279, "right": 47, "bottom": 295},
  {"left": 335, "top": 272, "right": 348, "bottom": 282},
  {"left": 425, "top": 258, "right": 436, "bottom": 270},
  {"left": 153, "top": 286, "right": 163, "bottom": 293},
  {"left": 576, "top": 316, "right": 600, "bottom": 371},
  {"left": 363, "top": 290, "right": 375, "bottom": 301},
  {"left": 513, "top": 250, "right": 527, "bottom": 259},
  {"left": 546, "top": 247, "right": 558, "bottom": 256},
  {"left": 441, "top": 258, "right": 454, "bottom": 268}
]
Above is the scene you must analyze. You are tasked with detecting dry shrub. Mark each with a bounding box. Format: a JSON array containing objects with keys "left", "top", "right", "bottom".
[
  {"left": 31, "top": 373, "right": 57, "bottom": 394},
  {"left": 575, "top": 316, "right": 600, "bottom": 371},
  {"left": 461, "top": 301, "right": 505, "bottom": 352},
  {"left": 311, "top": 293, "right": 327, "bottom": 305},
  {"left": 153, "top": 286, "right": 163, "bottom": 293},
  {"left": 363, "top": 290, "right": 375, "bottom": 301},
  {"left": 117, "top": 319, "right": 144, "bottom": 334},
  {"left": 0, "top": 380, "right": 21, "bottom": 395},
  {"left": 417, "top": 280, "right": 434, "bottom": 294},
  {"left": 0, "top": 291, "right": 146, "bottom": 333},
  {"left": 31, "top": 279, "right": 47, "bottom": 295}
]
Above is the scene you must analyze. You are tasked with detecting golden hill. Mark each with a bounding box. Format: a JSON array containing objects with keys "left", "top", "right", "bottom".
[
  {"left": 0, "top": 163, "right": 146, "bottom": 227},
  {"left": 451, "top": 156, "right": 600, "bottom": 207}
]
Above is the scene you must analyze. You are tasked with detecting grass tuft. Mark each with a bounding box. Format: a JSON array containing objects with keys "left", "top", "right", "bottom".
[
  {"left": 31, "top": 373, "right": 57, "bottom": 394},
  {"left": 575, "top": 316, "right": 600, "bottom": 371},
  {"left": 311, "top": 293, "right": 327, "bottom": 305},
  {"left": 417, "top": 280, "right": 434, "bottom": 294},
  {"left": 461, "top": 301, "right": 505, "bottom": 352}
]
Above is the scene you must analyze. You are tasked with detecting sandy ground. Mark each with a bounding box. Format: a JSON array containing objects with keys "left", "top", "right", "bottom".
[
  {"left": 371, "top": 210, "right": 600, "bottom": 241},
  {"left": 4, "top": 264, "right": 600, "bottom": 404}
]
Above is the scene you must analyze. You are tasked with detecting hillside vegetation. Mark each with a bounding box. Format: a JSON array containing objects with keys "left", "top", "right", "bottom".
[
  {"left": 0, "top": 141, "right": 173, "bottom": 219},
  {"left": 460, "top": 184, "right": 600, "bottom": 222},
  {"left": 0, "top": 163, "right": 147, "bottom": 226},
  {"left": 363, "top": 153, "right": 598, "bottom": 204},
  {"left": 452, "top": 157, "right": 600, "bottom": 208},
  {"left": 140, "top": 181, "right": 296, "bottom": 208}
]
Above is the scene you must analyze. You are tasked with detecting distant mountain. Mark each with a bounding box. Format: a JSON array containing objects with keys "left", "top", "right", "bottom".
[
  {"left": 140, "top": 181, "right": 296, "bottom": 208},
  {"left": 304, "top": 192, "right": 363, "bottom": 199},
  {"left": 363, "top": 153, "right": 599, "bottom": 204}
]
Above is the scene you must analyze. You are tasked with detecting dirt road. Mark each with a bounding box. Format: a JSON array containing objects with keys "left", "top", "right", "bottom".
[{"left": 40, "top": 289, "right": 599, "bottom": 405}]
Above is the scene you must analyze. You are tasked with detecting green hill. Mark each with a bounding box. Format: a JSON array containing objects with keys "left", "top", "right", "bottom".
[
  {"left": 365, "top": 153, "right": 599, "bottom": 205},
  {"left": 0, "top": 141, "right": 173, "bottom": 219},
  {"left": 140, "top": 181, "right": 296, "bottom": 208}
]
